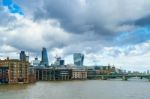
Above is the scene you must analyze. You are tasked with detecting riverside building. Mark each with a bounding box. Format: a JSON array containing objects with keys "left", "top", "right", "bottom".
[
  {"left": 35, "top": 67, "right": 72, "bottom": 81},
  {"left": 0, "top": 58, "right": 29, "bottom": 84},
  {"left": 72, "top": 69, "right": 87, "bottom": 80}
]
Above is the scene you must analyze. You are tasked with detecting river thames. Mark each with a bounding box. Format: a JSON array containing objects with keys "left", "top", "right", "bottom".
[{"left": 0, "top": 79, "right": 150, "bottom": 99}]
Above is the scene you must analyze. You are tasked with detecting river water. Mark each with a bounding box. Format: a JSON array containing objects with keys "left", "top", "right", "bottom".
[{"left": 0, "top": 79, "right": 150, "bottom": 99}]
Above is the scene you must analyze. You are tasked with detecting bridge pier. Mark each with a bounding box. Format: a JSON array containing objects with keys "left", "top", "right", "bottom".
[{"left": 122, "top": 76, "right": 128, "bottom": 81}]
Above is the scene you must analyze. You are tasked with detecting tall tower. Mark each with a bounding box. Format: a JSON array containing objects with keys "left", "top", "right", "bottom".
[
  {"left": 73, "top": 53, "right": 84, "bottom": 67},
  {"left": 20, "top": 51, "right": 26, "bottom": 61},
  {"left": 41, "top": 47, "right": 49, "bottom": 66}
]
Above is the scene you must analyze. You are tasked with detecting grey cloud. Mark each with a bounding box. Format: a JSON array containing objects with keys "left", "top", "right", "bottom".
[
  {"left": 1, "top": 0, "right": 150, "bottom": 66},
  {"left": 135, "top": 15, "right": 150, "bottom": 26},
  {"left": 120, "top": 15, "right": 150, "bottom": 27},
  {"left": 32, "top": 0, "right": 150, "bottom": 33},
  {"left": 14, "top": 0, "right": 150, "bottom": 42},
  {"left": 0, "top": 7, "right": 16, "bottom": 26}
]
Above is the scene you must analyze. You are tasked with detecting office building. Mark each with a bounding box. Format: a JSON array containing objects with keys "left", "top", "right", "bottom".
[
  {"left": 33, "top": 57, "right": 40, "bottom": 66},
  {"left": 41, "top": 47, "right": 49, "bottom": 66},
  {"left": 26, "top": 56, "right": 29, "bottom": 62},
  {"left": 60, "top": 60, "right": 65, "bottom": 66},
  {"left": 20, "top": 51, "right": 29, "bottom": 62},
  {"left": 73, "top": 53, "right": 84, "bottom": 67},
  {"left": 20, "top": 51, "right": 26, "bottom": 61},
  {"left": 54, "top": 57, "right": 65, "bottom": 66}
]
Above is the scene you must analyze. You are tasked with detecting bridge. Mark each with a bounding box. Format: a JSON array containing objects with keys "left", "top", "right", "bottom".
[{"left": 87, "top": 74, "right": 150, "bottom": 81}]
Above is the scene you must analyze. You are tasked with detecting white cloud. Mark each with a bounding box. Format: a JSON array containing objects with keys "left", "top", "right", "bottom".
[
  {"left": 0, "top": 0, "right": 150, "bottom": 71},
  {"left": 84, "top": 41, "right": 150, "bottom": 71}
]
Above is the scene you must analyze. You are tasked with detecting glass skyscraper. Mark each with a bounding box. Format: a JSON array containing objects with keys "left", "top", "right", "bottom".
[
  {"left": 33, "top": 57, "right": 40, "bottom": 66},
  {"left": 73, "top": 53, "right": 84, "bottom": 67},
  {"left": 41, "top": 47, "right": 49, "bottom": 66},
  {"left": 20, "top": 51, "right": 29, "bottom": 62},
  {"left": 20, "top": 51, "right": 26, "bottom": 61}
]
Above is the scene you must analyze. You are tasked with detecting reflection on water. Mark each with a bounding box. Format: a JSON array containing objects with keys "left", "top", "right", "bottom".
[
  {"left": 0, "top": 79, "right": 150, "bottom": 99},
  {"left": 0, "top": 84, "right": 29, "bottom": 91}
]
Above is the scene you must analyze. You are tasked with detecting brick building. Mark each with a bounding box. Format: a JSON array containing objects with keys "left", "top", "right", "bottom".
[{"left": 0, "top": 58, "right": 29, "bottom": 84}]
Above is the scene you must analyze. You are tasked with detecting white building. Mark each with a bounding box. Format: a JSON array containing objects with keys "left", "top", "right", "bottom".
[
  {"left": 32, "top": 57, "right": 40, "bottom": 66},
  {"left": 72, "top": 69, "right": 87, "bottom": 80}
]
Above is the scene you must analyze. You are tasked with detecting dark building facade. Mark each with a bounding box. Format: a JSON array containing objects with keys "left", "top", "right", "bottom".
[
  {"left": 73, "top": 53, "right": 84, "bottom": 67},
  {"left": 41, "top": 47, "right": 49, "bottom": 66},
  {"left": 36, "top": 68, "right": 54, "bottom": 81},
  {"left": 0, "top": 67, "right": 9, "bottom": 84},
  {"left": 59, "top": 60, "right": 65, "bottom": 66},
  {"left": 55, "top": 69, "right": 72, "bottom": 80},
  {"left": 20, "top": 51, "right": 26, "bottom": 61},
  {"left": 20, "top": 51, "right": 29, "bottom": 62},
  {"left": 35, "top": 67, "right": 72, "bottom": 81}
]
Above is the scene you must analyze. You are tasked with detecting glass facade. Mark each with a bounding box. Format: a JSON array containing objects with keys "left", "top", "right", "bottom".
[
  {"left": 55, "top": 57, "right": 65, "bottom": 66},
  {"left": 33, "top": 57, "right": 40, "bottom": 66},
  {"left": 20, "top": 51, "right": 26, "bottom": 61},
  {"left": 73, "top": 53, "right": 84, "bottom": 67},
  {"left": 41, "top": 47, "right": 49, "bottom": 66},
  {"left": 60, "top": 60, "right": 64, "bottom": 66}
]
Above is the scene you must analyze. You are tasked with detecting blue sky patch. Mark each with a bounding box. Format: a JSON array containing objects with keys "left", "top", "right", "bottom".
[
  {"left": 115, "top": 27, "right": 150, "bottom": 45},
  {"left": 2, "top": 0, "right": 23, "bottom": 15},
  {"left": 2, "top": 0, "right": 12, "bottom": 6}
]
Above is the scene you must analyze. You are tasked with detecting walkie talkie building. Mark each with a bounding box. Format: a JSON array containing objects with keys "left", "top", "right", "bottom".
[{"left": 73, "top": 53, "right": 84, "bottom": 67}]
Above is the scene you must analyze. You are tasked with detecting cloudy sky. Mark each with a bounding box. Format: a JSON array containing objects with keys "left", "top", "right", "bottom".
[{"left": 0, "top": 0, "right": 150, "bottom": 71}]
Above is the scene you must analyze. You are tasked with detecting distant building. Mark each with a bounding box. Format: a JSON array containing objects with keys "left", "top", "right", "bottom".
[
  {"left": 0, "top": 58, "right": 30, "bottom": 84},
  {"left": 33, "top": 57, "right": 40, "bottom": 66},
  {"left": 20, "top": 51, "right": 29, "bottom": 62},
  {"left": 73, "top": 53, "right": 84, "bottom": 67},
  {"left": 147, "top": 70, "right": 150, "bottom": 74},
  {"left": 91, "top": 66, "right": 118, "bottom": 75},
  {"left": 60, "top": 60, "right": 65, "bottom": 66},
  {"left": 20, "top": 51, "right": 26, "bottom": 61},
  {"left": 54, "top": 56, "right": 65, "bottom": 66},
  {"left": 26, "top": 56, "right": 29, "bottom": 62},
  {"left": 41, "top": 47, "right": 49, "bottom": 66}
]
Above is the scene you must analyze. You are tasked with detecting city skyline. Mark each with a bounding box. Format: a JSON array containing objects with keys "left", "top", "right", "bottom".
[{"left": 0, "top": 0, "right": 150, "bottom": 71}]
